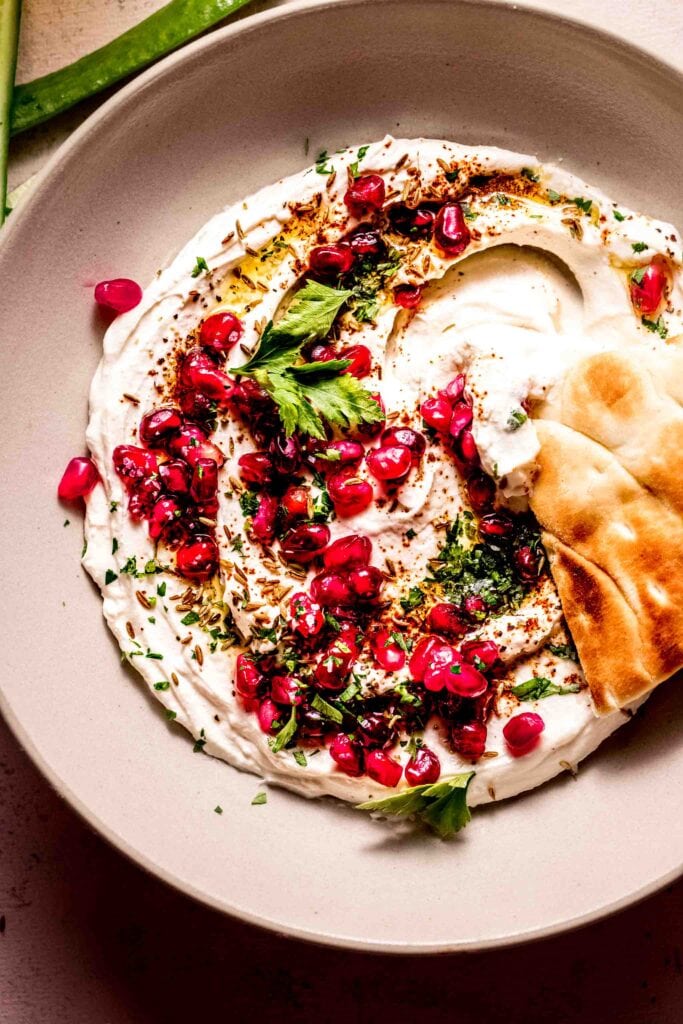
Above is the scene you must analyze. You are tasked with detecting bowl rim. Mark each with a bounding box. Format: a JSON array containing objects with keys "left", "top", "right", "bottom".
[{"left": 2, "top": 0, "right": 682, "bottom": 953}]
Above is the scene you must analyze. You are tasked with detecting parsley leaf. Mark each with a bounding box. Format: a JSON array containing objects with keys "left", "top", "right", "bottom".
[
  {"left": 191, "top": 256, "right": 209, "bottom": 278},
  {"left": 512, "top": 677, "right": 581, "bottom": 700},
  {"left": 547, "top": 641, "right": 577, "bottom": 660},
  {"left": 104, "top": 569, "right": 118, "bottom": 585},
  {"left": 506, "top": 408, "right": 528, "bottom": 431},
  {"left": 613, "top": 209, "right": 626, "bottom": 222},
  {"left": 269, "top": 705, "right": 297, "bottom": 753},
  {"left": 311, "top": 693, "right": 344, "bottom": 724},
  {"left": 358, "top": 772, "right": 475, "bottom": 839},
  {"left": 239, "top": 490, "right": 260, "bottom": 517},
  {"left": 630, "top": 266, "right": 646, "bottom": 286},
  {"left": 400, "top": 586, "right": 425, "bottom": 613},
  {"left": 181, "top": 611, "right": 200, "bottom": 626},
  {"left": 631, "top": 241, "right": 648, "bottom": 253},
  {"left": 641, "top": 316, "right": 668, "bottom": 339},
  {"left": 573, "top": 196, "right": 592, "bottom": 214},
  {"left": 292, "top": 749, "right": 308, "bottom": 767},
  {"left": 153, "top": 680, "right": 170, "bottom": 691},
  {"left": 315, "top": 150, "right": 333, "bottom": 175},
  {"left": 521, "top": 166, "right": 540, "bottom": 182},
  {"left": 251, "top": 790, "right": 267, "bottom": 805},
  {"left": 547, "top": 189, "right": 561, "bottom": 204}
]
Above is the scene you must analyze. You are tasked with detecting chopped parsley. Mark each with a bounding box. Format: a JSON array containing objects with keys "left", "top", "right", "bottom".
[
  {"left": 112, "top": 538, "right": 118, "bottom": 555},
  {"left": 641, "top": 316, "right": 668, "bottom": 339},
  {"left": 252, "top": 790, "right": 268, "bottom": 805},
  {"left": 193, "top": 728, "right": 206, "bottom": 753},
  {"left": 230, "top": 536, "right": 244, "bottom": 554},
  {"left": 348, "top": 144, "right": 369, "bottom": 178},
  {"left": 445, "top": 169, "right": 459, "bottom": 183},
  {"left": 157, "top": 581, "right": 166, "bottom": 597},
  {"left": 400, "top": 586, "right": 425, "bottom": 614},
  {"left": 512, "top": 677, "right": 581, "bottom": 701},
  {"left": 630, "top": 266, "right": 646, "bottom": 286},
  {"left": 506, "top": 408, "right": 528, "bottom": 431},
  {"left": 345, "top": 249, "right": 402, "bottom": 324},
  {"left": 181, "top": 611, "right": 200, "bottom": 626},
  {"left": 311, "top": 692, "right": 344, "bottom": 724},
  {"left": 573, "top": 196, "right": 592, "bottom": 214},
  {"left": 104, "top": 569, "right": 118, "bottom": 585},
  {"left": 214, "top": 805, "right": 223, "bottom": 815},
  {"left": 547, "top": 189, "right": 561, "bottom": 204},
  {"left": 292, "top": 750, "right": 308, "bottom": 767},
  {"left": 165, "top": 709, "right": 177, "bottom": 721},
  {"left": 547, "top": 641, "right": 577, "bottom": 660},
  {"left": 358, "top": 772, "right": 475, "bottom": 839},
  {"left": 315, "top": 149, "right": 334, "bottom": 175},
  {"left": 154, "top": 681, "right": 170, "bottom": 691},
  {"left": 521, "top": 166, "right": 540, "bottom": 182},
  {"left": 190, "top": 255, "right": 209, "bottom": 278},
  {"left": 405, "top": 528, "right": 416, "bottom": 540},
  {"left": 631, "top": 241, "right": 648, "bottom": 253},
  {"left": 613, "top": 209, "right": 626, "bottom": 222},
  {"left": 269, "top": 706, "right": 297, "bottom": 753},
  {"left": 109, "top": 500, "right": 119, "bottom": 512},
  {"left": 239, "top": 490, "right": 260, "bottom": 517},
  {"left": 312, "top": 483, "right": 334, "bottom": 522}
]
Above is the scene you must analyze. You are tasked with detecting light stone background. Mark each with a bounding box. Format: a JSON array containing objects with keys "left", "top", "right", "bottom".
[{"left": 2, "top": 1, "right": 683, "bottom": 1020}]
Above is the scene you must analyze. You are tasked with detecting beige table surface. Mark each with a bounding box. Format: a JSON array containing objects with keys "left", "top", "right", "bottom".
[{"left": 3, "top": 2, "right": 683, "bottom": 1021}]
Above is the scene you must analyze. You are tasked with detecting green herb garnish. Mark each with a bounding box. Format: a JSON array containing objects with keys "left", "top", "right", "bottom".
[
  {"left": 512, "top": 677, "right": 581, "bottom": 701},
  {"left": 104, "top": 569, "right": 118, "bottom": 585},
  {"left": 506, "top": 408, "right": 528, "bottom": 431},
  {"left": 358, "top": 772, "right": 475, "bottom": 839},
  {"left": 181, "top": 611, "right": 200, "bottom": 626},
  {"left": 311, "top": 692, "right": 343, "bottom": 724},
  {"left": 613, "top": 209, "right": 626, "bottom": 222},
  {"left": 190, "top": 255, "right": 209, "bottom": 277},
  {"left": 631, "top": 241, "right": 648, "bottom": 253},
  {"left": 269, "top": 705, "right": 297, "bottom": 753},
  {"left": 251, "top": 790, "right": 267, "bottom": 805},
  {"left": 573, "top": 196, "right": 592, "bottom": 214}
]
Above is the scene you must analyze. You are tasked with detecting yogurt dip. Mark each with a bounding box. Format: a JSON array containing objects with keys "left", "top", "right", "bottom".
[{"left": 78, "top": 137, "right": 681, "bottom": 832}]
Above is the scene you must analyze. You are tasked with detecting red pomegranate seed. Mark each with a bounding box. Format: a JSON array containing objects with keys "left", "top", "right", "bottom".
[
  {"left": 309, "top": 343, "right": 338, "bottom": 362},
  {"left": 179, "top": 349, "right": 234, "bottom": 404},
  {"left": 113, "top": 445, "right": 158, "bottom": 486},
  {"left": 340, "top": 344, "right": 372, "bottom": 378},
  {"left": 427, "top": 602, "right": 468, "bottom": 638},
  {"left": 366, "top": 444, "right": 412, "bottom": 482},
  {"left": 452, "top": 721, "right": 487, "bottom": 760},
  {"left": 280, "top": 522, "right": 330, "bottom": 564},
  {"left": 230, "top": 378, "right": 273, "bottom": 420},
  {"left": 466, "top": 471, "right": 495, "bottom": 512},
  {"left": 309, "top": 242, "right": 355, "bottom": 276},
  {"left": 329, "top": 732, "right": 364, "bottom": 776},
  {"left": 445, "top": 661, "right": 488, "bottom": 698},
  {"left": 348, "top": 565, "right": 384, "bottom": 600},
  {"left": 175, "top": 536, "right": 218, "bottom": 580},
  {"left": 139, "top": 407, "right": 182, "bottom": 447},
  {"left": 380, "top": 426, "right": 426, "bottom": 460},
  {"left": 457, "top": 429, "right": 479, "bottom": 464},
  {"left": 348, "top": 226, "right": 383, "bottom": 256},
  {"left": 393, "top": 284, "right": 423, "bottom": 309},
  {"left": 408, "top": 635, "right": 449, "bottom": 682},
  {"left": 315, "top": 629, "right": 358, "bottom": 690},
  {"left": 434, "top": 203, "right": 471, "bottom": 257},
  {"left": 311, "top": 571, "right": 353, "bottom": 607},
  {"left": 235, "top": 653, "right": 262, "bottom": 699},
  {"left": 405, "top": 746, "right": 441, "bottom": 786},
  {"left": 271, "top": 674, "right": 302, "bottom": 706},
  {"left": 365, "top": 749, "right": 402, "bottom": 787},
  {"left": 159, "top": 460, "right": 190, "bottom": 495},
  {"left": 629, "top": 260, "right": 668, "bottom": 317},
  {"left": 357, "top": 391, "right": 386, "bottom": 438},
  {"left": 420, "top": 395, "right": 452, "bottom": 432},
  {"left": 168, "top": 426, "right": 224, "bottom": 468},
  {"left": 128, "top": 476, "right": 162, "bottom": 519},
  {"left": 178, "top": 389, "right": 215, "bottom": 422},
  {"left": 328, "top": 469, "right": 374, "bottom": 517},
  {"left": 94, "top": 278, "right": 142, "bottom": 314},
  {"left": 389, "top": 205, "right": 435, "bottom": 237},
  {"left": 258, "top": 698, "right": 281, "bottom": 735},
  {"left": 515, "top": 545, "right": 540, "bottom": 581},
  {"left": 449, "top": 402, "right": 473, "bottom": 438},
  {"left": 289, "top": 592, "right": 325, "bottom": 638},
  {"left": 463, "top": 594, "right": 487, "bottom": 620},
  {"left": 250, "top": 493, "right": 279, "bottom": 544},
  {"left": 503, "top": 712, "right": 545, "bottom": 755},
  {"left": 148, "top": 496, "right": 182, "bottom": 541},
  {"left": 281, "top": 485, "right": 311, "bottom": 521},
  {"left": 461, "top": 639, "right": 499, "bottom": 669},
  {"left": 344, "top": 173, "right": 386, "bottom": 215},
  {"left": 237, "top": 451, "right": 275, "bottom": 487},
  {"left": 199, "top": 310, "right": 243, "bottom": 354},
  {"left": 357, "top": 711, "right": 395, "bottom": 749},
  {"left": 315, "top": 439, "right": 365, "bottom": 466},
  {"left": 371, "top": 628, "right": 406, "bottom": 671},
  {"left": 58, "top": 456, "right": 99, "bottom": 501},
  {"left": 269, "top": 433, "right": 302, "bottom": 475},
  {"left": 323, "top": 534, "right": 371, "bottom": 571},
  {"left": 190, "top": 458, "right": 218, "bottom": 502},
  {"left": 441, "top": 374, "right": 465, "bottom": 403},
  {"left": 479, "top": 512, "right": 514, "bottom": 538},
  {"left": 423, "top": 643, "right": 462, "bottom": 692}
]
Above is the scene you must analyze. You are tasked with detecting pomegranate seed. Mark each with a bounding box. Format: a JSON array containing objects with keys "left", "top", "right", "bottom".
[
  {"left": 250, "top": 493, "right": 279, "bottom": 544},
  {"left": 420, "top": 395, "right": 452, "bottom": 432},
  {"left": 457, "top": 429, "right": 479, "bottom": 464},
  {"left": 323, "top": 534, "right": 371, "bottom": 571},
  {"left": 442, "top": 374, "right": 466, "bottom": 402},
  {"left": 344, "top": 173, "right": 386, "bottom": 215},
  {"left": 463, "top": 595, "right": 487, "bottom": 620},
  {"left": 280, "top": 522, "right": 330, "bottom": 564},
  {"left": 128, "top": 476, "right": 162, "bottom": 519},
  {"left": 479, "top": 512, "right": 514, "bottom": 538},
  {"left": 371, "top": 628, "right": 406, "bottom": 671},
  {"left": 348, "top": 226, "right": 383, "bottom": 256},
  {"left": 466, "top": 471, "right": 495, "bottom": 512},
  {"left": 423, "top": 643, "right": 462, "bottom": 692},
  {"left": 449, "top": 402, "right": 473, "bottom": 438},
  {"left": 348, "top": 565, "right": 384, "bottom": 600},
  {"left": 271, "top": 674, "right": 302, "bottom": 706},
  {"left": 139, "top": 407, "right": 182, "bottom": 447},
  {"left": 269, "top": 433, "right": 302, "bottom": 475},
  {"left": 94, "top": 278, "right": 142, "bottom": 314},
  {"left": 258, "top": 698, "right": 281, "bottom": 735},
  {"left": 175, "top": 536, "right": 218, "bottom": 580},
  {"left": 309, "top": 343, "right": 337, "bottom": 362},
  {"left": 365, "top": 749, "right": 402, "bottom": 787},
  {"left": 328, "top": 469, "right": 374, "bottom": 517},
  {"left": 515, "top": 545, "right": 540, "bottom": 581},
  {"left": 445, "top": 661, "right": 488, "bottom": 698},
  {"left": 380, "top": 426, "right": 426, "bottom": 460},
  {"left": 113, "top": 445, "right": 158, "bottom": 486},
  {"left": 452, "top": 721, "right": 487, "bottom": 760},
  {"left": 461, "top": 639, "right": 499, "bottom": 669},
  {"left": 148, "top": 496, "right": 182, "bottom": 541},
  {"left": 434, "top": 203, "right": 471, "bottom": 257},
  {"left": 340, "top": 344, "right": 372, "bottom": 378},
  {"left": 281, "top": 485, "right": 311, "bottom": 521},
  {"left": 630, "top": 260, "right": 668, "bottom": 317},
  {"left": 178, "top": 389, "right": 215, "bottom": 422},
  {"left": 409, "top": 635, "right": 449, "bottom": 682},
  {"left": 329, "top": 733, "right": 364, "bottom": 776},
  {"left": 366, "top": 444, "right": 412, "bottom": 482},
  {"left": 168, "top": 426, "right": 224, "bottom": 468},
  {"left": 503, "top": 712, "right": 545, "bottom": 755},
  {"left": 190, "top": 458, "right": 218, "bottom": 502},
  {"left": 357, "top": 711, "right": 395, "bottom": 749},
  {"left": 238, "top": 451, "right": 275, "bottom": 487},
  {"left": 199, "top": 310, "right": 243, "bottom": 354},
  {"left": 195, "top": 498, "right": 218, "bottom": 519},
  {"left": 393, "top": 284, "right": 423, "bottom": 309},
  {"left": 289, "top": 592, "right": 325, "bottom": 638},
  {"left": 158, "top": 460, "right": 190, "bottom": 494},
  {"left": 357, "top": 391, "right": 386, "bottom": 437},
  {"left": 230, "top": 378, "right": 273, "bottom": 420},
  {"left": 315, "top": 630, "right": 358, "bottom": 690},
  {"left": 405, "top": 746, "right": 441, "bottom": 786},
  {"left": 179, "top": 349, "right": 234, "bottom": 404},
  {"left": 427, "top": 602, "right": 468, "bottom": 638},
  {"left": 235, "top": 653, "right": 262, "bottom": 699},
  {"left": 389, "top": 205, "right": 435, "bottom": 237},
  {"left": 309, "top": 242, "right": 355, "bottom": 276},
  {"left": 311, "top": 571, "right": 353, "bottom": 607},
  {"left": 58, "top": 456, "right": 99, "bottom": 501},
  {"left": 315, "top": 439, "right": 365, "bottom": 466}
]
